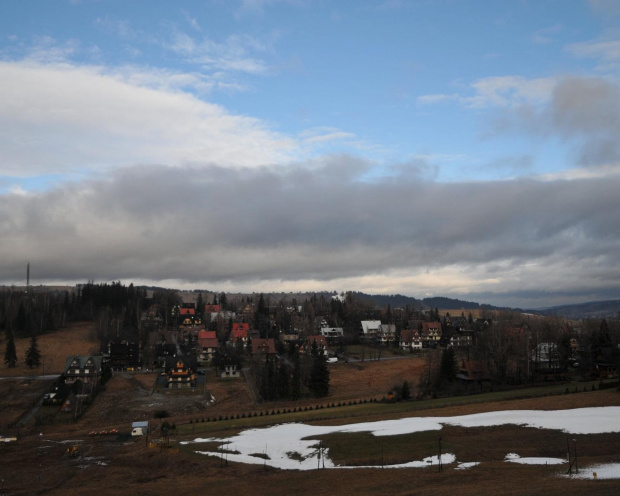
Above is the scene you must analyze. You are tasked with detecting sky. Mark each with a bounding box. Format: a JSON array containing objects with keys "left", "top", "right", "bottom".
[{"left": 2, "top": 0, "right": 620, "bottom": 308}]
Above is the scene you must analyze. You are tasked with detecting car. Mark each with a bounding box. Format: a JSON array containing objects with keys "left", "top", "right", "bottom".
[
  {"left": 326, "top": 357, "right": 338, "bottom": 364},
  {"left": 197, "top": 369, "right": 205, "bottom": 375}
]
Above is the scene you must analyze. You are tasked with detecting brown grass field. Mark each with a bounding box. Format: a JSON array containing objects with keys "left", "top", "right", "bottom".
[
  {"left": 0, "top": 322, "right": 99, "bottom": 377},
  {"left": 1, "top": 322, "right": 619, "bottom": 495}
]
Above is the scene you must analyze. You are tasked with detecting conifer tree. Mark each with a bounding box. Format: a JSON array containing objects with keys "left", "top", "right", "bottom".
[
  {"left": 309, "top": 347, "right": 330, "bottom": 398},
  {"left": 25, "top": 334, "right": 41, "bottom": 368},
  {"left": 4, "top": 330, "right": 17, "bottom": 368}
]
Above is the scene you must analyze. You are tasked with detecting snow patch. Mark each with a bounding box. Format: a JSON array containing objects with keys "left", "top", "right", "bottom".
[
  {"left": 188, "top": 407, "right": 620, "bottom": 471},
  {"left": 563, "top": 463, "right": 620, "bottom": 480}
]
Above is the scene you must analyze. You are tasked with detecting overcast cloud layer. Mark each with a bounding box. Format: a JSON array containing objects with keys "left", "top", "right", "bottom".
[
  {"left": 3, "top": 1, "right": 620, "bottom": 308},
  {"left": 3, "top": 158, "right": 620, "bottom": 308}
]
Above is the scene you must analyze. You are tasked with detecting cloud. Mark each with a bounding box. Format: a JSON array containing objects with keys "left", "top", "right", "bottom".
[
  {"left": 2, "top": 159, "right": 620, "bottom": 306},
  {"left": 531, "top": 24, "right": 563, "bottom": 45},
  {"left": 163, "top": 29, "right": 268, "bottom": 74},
  {"left": 0, "top": 61, "right": 296, "bottom": 177},
  {"left": 588, "top": 0, "right": 620, "bottom": 17},
  {"left": 94, "top": 16, "right": 138, "bottom": 40},
  {"left": 418, "top": 76, "right": 556, "bottom": 109},
  {"left": 489, "top": 76, "right": 620, "bottom": 167}
]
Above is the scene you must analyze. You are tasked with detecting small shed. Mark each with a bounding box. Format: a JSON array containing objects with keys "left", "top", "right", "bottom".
[{"left": 132, "top": 421, "right": 149, "bottom": 436}]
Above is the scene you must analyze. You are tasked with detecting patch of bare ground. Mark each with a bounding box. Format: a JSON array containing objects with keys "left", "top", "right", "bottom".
[
  {"left": 0, "top": 379, "right": 51, "bottom": 427},
  {"left": 329, "top": 357, "right": 426, "bottom": 401},
  {"left": 0, "top": 321, "right": 99, "bottom": 377},
  {"left": 3, "top": 409, "right": 620, "bottom": 496}
]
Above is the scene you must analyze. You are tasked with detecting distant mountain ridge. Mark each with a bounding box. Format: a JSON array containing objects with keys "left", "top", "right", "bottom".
[{"left": 536, "top": 299, "right": 620, "bottom": 319}]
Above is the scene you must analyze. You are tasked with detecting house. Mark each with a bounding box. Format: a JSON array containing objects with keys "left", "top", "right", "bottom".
[
  {"left": 449, "top": 330, "right": 473, "bottom": 348},
  {"left": 400, "top": 329, "right": 422, "bottom": 351},
  {"left": 251, "top": 338, "right": 276, "bottom": 356},
  {"left": 315, "top": 316, "right": 328, "bottom": 331},
  {"left": 530, "top": 342, "right": 561, "bottom": 369},
  {"left": 360, "top": 320, "right": 381, "bottom": 338},
  {"left": 457, "top": 360, "right": 491, "bottom": 384},
  {"left": 377, "top": 324, "right": 396, "bottom": 344},
  {"left": 220, "top": 364, "right": 242, "bottom": 378},
  {"left": 107, "top": 341, "right": 140, "bottom": 370},
  {"left": 198, "top": 337, "right": 219, "bottom": 363},
  {"left": 204, "top": 304, "right": 221, "bottom": 314},
  {"left": 165, "top": 356, "right": 198, "bottom": 388},
  {"left": 230, "top": 323, "right": 250, "bottom": 344},
  {"left": 307, "top": 335, "right": 327, "bottom": 353},
  {"left": 198, "top": 330, "right": 217, "bottom": 340},
  {"left": 63, "top": 355, "right": 103, "bottom": 385},
  {"left": 320, "top": 327, "right": 344, "bottom": 343},
  {"left": 421, "top": 322, "right": 443, "bottom": 345}
]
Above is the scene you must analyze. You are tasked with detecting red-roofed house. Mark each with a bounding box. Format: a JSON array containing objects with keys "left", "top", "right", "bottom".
[
  {"left": 231, "top": 323, "right": 250, "bottom": 344},
  {"left": 198, "top": 330, "right": 217, "bottom": 340},
  {"left": 307, "top": 335, "right": 327, "bottom": 350},
  {"left": 421, "top": 322, "right": 442, "bottom": 344},
  {"left": 204, "top": 304, "right": 221, "bottom": 314},
  {"left": 400, "top": 329, "right": 422, "bottom": 351}
]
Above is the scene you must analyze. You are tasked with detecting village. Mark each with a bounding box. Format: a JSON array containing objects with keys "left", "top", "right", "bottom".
[
  {"left": 2, "top": 283, "right": 618, "bottom": 428},
  {"left": 1, "top": 283, "right": 620, "bottom": 495}
]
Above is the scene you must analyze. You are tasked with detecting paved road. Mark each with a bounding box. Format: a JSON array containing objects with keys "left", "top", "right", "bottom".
[{"left": 0, "top": 374, "right": 59, "bottom": 381}]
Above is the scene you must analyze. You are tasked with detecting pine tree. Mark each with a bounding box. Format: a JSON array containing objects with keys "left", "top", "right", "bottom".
[
  {"left": 309, "top": 350, "right": 330, "bottom": 398},
  {"left": 4, "top": 330, "right": 17, "bottom": 368},
  {"left": 25, "top": 334, "right": 41, "bottom": 368},
  {"left": 291, "top": 348, "right": 301, "bottom": 400},
  {"left": 15, "top": 302, "right": 28, "bottom": 336},
  {"left": 439, "top": 347, "right": 457, "bottom": 384}
]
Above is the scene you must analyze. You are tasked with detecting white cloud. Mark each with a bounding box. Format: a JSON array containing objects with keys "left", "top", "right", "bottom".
[
  {"left": 300, "top": 127, "right": 356, "bottom": 144},
  {"left": 0, "top": 61, "right": 296, "bottom": 176},
  {"left": 418, "top": 76, "right": 556, "bottom": 109},
  {"left": 163, "top": 29, "right": 268, "bottom": 74}
]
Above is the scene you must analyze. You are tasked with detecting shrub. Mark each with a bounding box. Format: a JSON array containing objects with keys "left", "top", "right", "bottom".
[{"left": 153, "top": 409, "right": 170, "bottom": 419}]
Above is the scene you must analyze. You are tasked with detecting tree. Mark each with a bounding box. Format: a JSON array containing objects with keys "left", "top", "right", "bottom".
[
  {"left": 309, "top": 348, "right": 330, "bottom": 398},
  {"left": 25, "top": 334, "right": 41, "bottom": 368},
  {"left": 4, "top": 330, "right": 17, "bottom": 368},
  {"left": 401, "top": 380, "right": 411, "bottom": 400},
  {"left": 439, "top": 347, "right": 457, "bottom": 385},
  {"left": 291, "top": 348, "right": 301, "bottom": 400}
]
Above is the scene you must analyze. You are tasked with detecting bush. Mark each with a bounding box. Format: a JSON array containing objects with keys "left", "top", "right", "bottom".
[{"left": 153, "top": 409, "right": 170, "bottom": 419}]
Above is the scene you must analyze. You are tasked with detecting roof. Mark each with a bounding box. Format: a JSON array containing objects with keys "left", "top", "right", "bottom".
[
  {"left": 198, "top": 330, "right": 216, "bottom": 340},
  {"left": 179, "top": 308, "right": 195, "bottom": 315},
  {"left": 400, "top": 329, "right": 420, "bottom": 342},
  {"left": 252, "top": 338, "right": 276, "bottom": 355},
  {"left": 165, "top": 355, "right": 198, "bottom": 372},
  {"left": 308, "top": 335, "right": 327, "bottom": 347},
  {"left": 132, "top": 421, "right": 149, "bottom": 429},
  {"left": 63, "top": 355, "right": 103, "bottom": 373},
  {"left": 204, "top": 304, "right": 221, "bottom": 313},
  {"left": 360, "top": 320, "right": 382, "bottom": 334},
  {"left": 457, "top": 360, "right": 490, "bottom": 381},
  {"left": 199, "top": 337, "right": 219, "bottom": 349},
  {"left": 232, "top": 323, "right": 250, "bottom": 332},
  {"left": 231, "top": 325, "right": 249, "bottom": 340}
]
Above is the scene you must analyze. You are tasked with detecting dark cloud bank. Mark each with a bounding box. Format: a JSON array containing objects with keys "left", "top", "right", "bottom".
[{"left": 2, "top": 156, "right": 620, "bottom": 308}]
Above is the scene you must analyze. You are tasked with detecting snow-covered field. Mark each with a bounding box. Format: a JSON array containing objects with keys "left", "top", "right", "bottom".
[{"left": 183, "top": 406, "right": 620, "bottom": 476}]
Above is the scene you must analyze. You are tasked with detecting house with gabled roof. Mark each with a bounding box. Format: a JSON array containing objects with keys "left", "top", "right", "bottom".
[
  {"left": 360, "top": 320, "right": 381, "bottom": 339},
  {"left": 377, "top": 324, "right": 396, "bottom": 344},
  {"left": 230, "top": 323, "right": 250, "bottom": 344},
  {"left": 165, "top": 356, "right": 198, "bottom": 388},
  {"left": 251, "top": 338, "right": 276, "bottom": 356},
  {"left": 421, "top": 322, "right": 442, "bottom": 345},
  {"left": 400, "top": 329, "right": 422, "bottom": 351},
  {"left": 63, "top": 355, "right": 103, "bottom": 385}
]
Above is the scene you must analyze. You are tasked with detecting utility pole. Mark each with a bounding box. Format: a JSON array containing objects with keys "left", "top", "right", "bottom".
[{"left": 438, "top": 437, "right": 442, "bottom": 472}]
